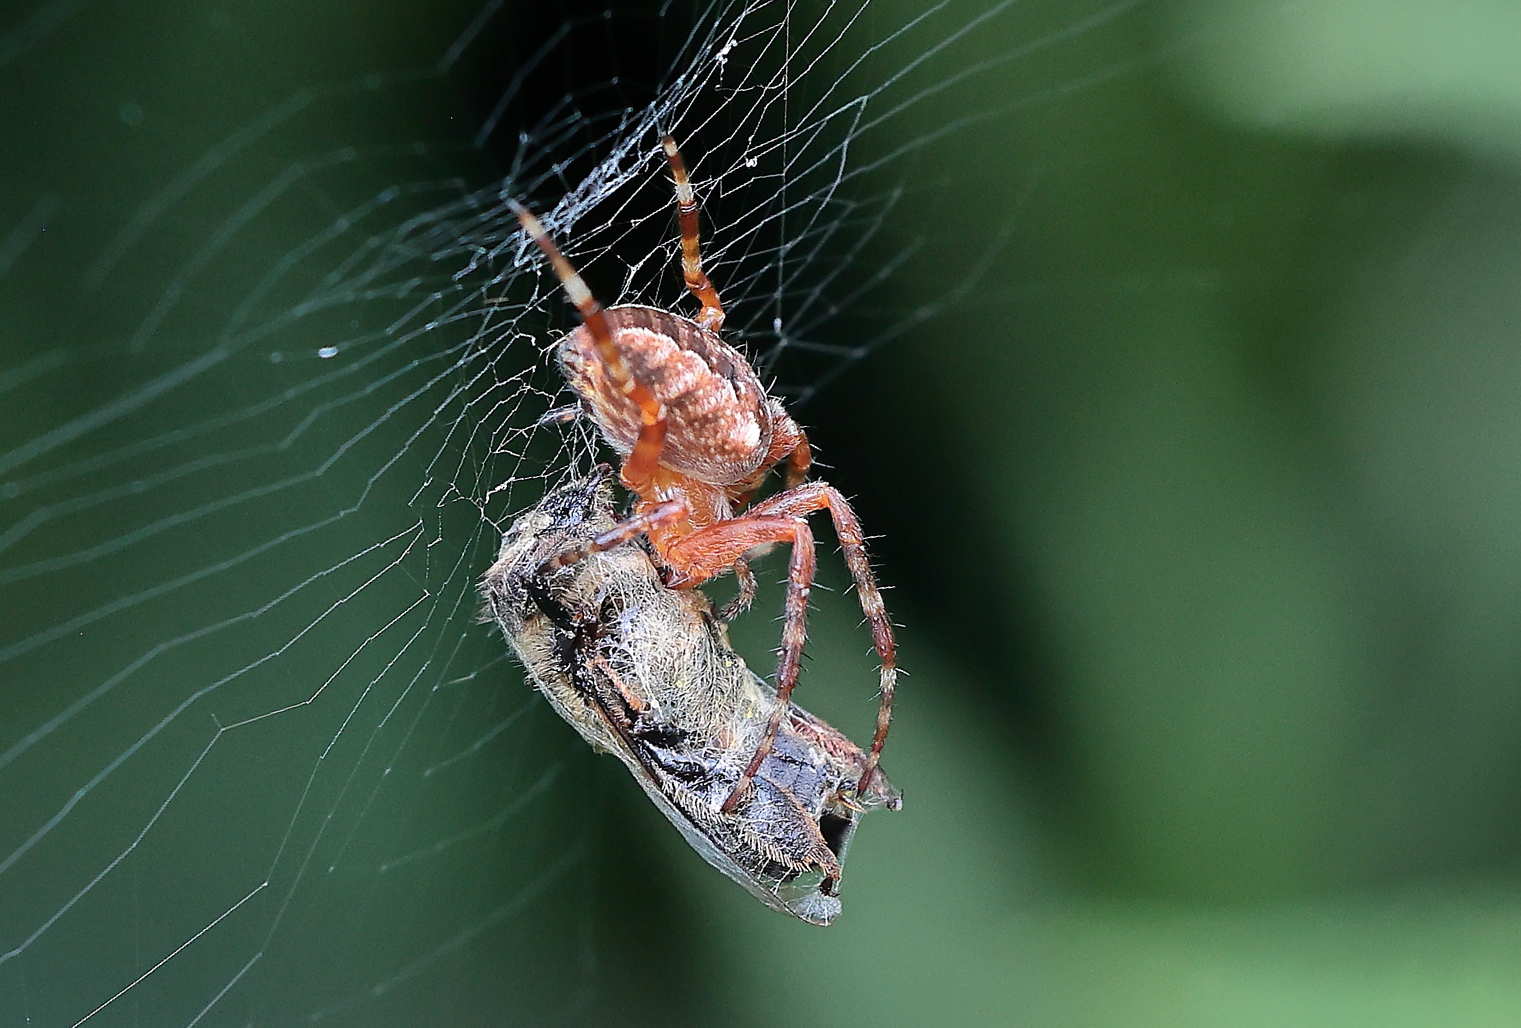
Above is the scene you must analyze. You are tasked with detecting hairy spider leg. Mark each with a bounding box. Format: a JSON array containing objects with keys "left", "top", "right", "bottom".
[
  {"left": 532, "top": 486, "right": 817, "bottom": 813},
  {"left": 763, "top": 403, "right": 813, "bottom": 491},
  {"left": 511, "top": 201, "right": 669, "bottom": 494},
  {"left": 538, "top": 498, "right": 688, "bottom": 574},
  {"left": 535, "top": 477, "right": 756, "bottom": 620},
  {"left": 716, "top": 556, "right": 758, "bottom": 621},
  {"left": 662, "top": 136, "right": 725, "bottom": 332},
  {"left": 784, "top": 435, "right": 813, "bottom": 489},
  {"left": 729, "top": 407, "right": 812, "bottom": 508},
  {"left": 741, "top": 483, "right": 896, "bottom": 797},
  {"left": 719, "top": 517, "right": 812, "bottom": 813},
  {"left": 654, "top": 514, "right": 817, "bottom": 813}
]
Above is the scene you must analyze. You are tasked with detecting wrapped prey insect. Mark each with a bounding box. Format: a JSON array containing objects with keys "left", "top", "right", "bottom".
[{"left": 481, "top": 467, "right": 900, "bottom": 925}]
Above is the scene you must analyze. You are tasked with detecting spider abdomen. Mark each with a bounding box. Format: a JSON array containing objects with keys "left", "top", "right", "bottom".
[{"left": 559, "top": 304, "right": 774, "bottom": 485}]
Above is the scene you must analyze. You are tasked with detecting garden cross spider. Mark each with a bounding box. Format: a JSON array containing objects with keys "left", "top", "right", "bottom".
[{"left": 510, "top": 136, "right": 895, "bottom": 810}]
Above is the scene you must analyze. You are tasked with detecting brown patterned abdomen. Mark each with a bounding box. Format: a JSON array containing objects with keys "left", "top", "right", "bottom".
[{"left": 558, "top": 304, "right": 774, "bottom": 486}]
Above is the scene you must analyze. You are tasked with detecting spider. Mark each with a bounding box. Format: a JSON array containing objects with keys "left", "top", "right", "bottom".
[{"left": 510, "top": 135, "right": 896, "bottom": 811}]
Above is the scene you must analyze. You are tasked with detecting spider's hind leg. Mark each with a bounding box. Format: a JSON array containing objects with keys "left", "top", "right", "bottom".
[
  {"left": 660, "top": 515, "right": 818, "bottom": 814},
  {"left": 741, "top": 483, "right": 897, "bottom": 797}
]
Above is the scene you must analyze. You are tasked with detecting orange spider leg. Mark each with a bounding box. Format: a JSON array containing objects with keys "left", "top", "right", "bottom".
[
  {"left": 511, "top": 202, "right": 668, "bottom": 494},
  {"left": 716, "top": 556, "right": 758, "bottom": 621},
  {"left": 783, "top": 435, "right": 812, "bottom": 490},
  {"left": 662, "top": 136, "right": 725, "bottom": 332},
  {"left": 659, "top": 515, "right": 817, "bottom": 813},
  {"left": 539, "top": 498, "right": 688, "bottom": 573},
  {"left": 743, "top": 482, "right": 895, "bottom": 796},
  {"left": 765, "top": 405, "right": 813, "bottom": 490},
  {"left": 729, "top": 407, "right": 811, "bottom": 507}
]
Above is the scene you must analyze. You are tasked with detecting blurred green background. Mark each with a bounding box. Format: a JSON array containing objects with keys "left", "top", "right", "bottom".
[{"left": 3, "top": 0, "right": 1521, "bottom": 1025}]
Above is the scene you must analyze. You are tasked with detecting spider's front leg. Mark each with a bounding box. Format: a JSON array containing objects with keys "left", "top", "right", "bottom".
[
  {"left": 743, "top": 482, "right": 896, "bottom": 796},
  {"left": 660, "top": 514, "right": 818, "bottom": 813},
  {"left": 510, "top": 201, "right": 672, "bottom": 495},
  {"left": 538, "top": 498, "right": 688, "bottom": 575}
]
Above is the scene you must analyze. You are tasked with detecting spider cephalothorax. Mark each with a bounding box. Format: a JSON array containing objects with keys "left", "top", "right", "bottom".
[{"left": 511, "top": 136, "right": 895, "bottom": 810}]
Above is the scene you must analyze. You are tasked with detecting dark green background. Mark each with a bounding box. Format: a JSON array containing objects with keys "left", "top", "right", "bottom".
[{"left": 3, "top": 0, "right": 1520, "bottom": 1024}]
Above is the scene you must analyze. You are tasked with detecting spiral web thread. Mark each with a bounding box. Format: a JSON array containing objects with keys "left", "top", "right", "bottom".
[{"left": 0, "top": 0, "right": 1153, "bottom": 1022}]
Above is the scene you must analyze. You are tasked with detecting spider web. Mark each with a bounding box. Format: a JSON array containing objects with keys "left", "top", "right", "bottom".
[{"left": 0, "top": 0, "right": 1155, "bottom": 1024}]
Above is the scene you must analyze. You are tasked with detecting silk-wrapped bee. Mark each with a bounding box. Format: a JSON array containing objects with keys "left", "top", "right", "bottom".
[{"left": 481, "top": 466, "right": 899, "bottom": 925}]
